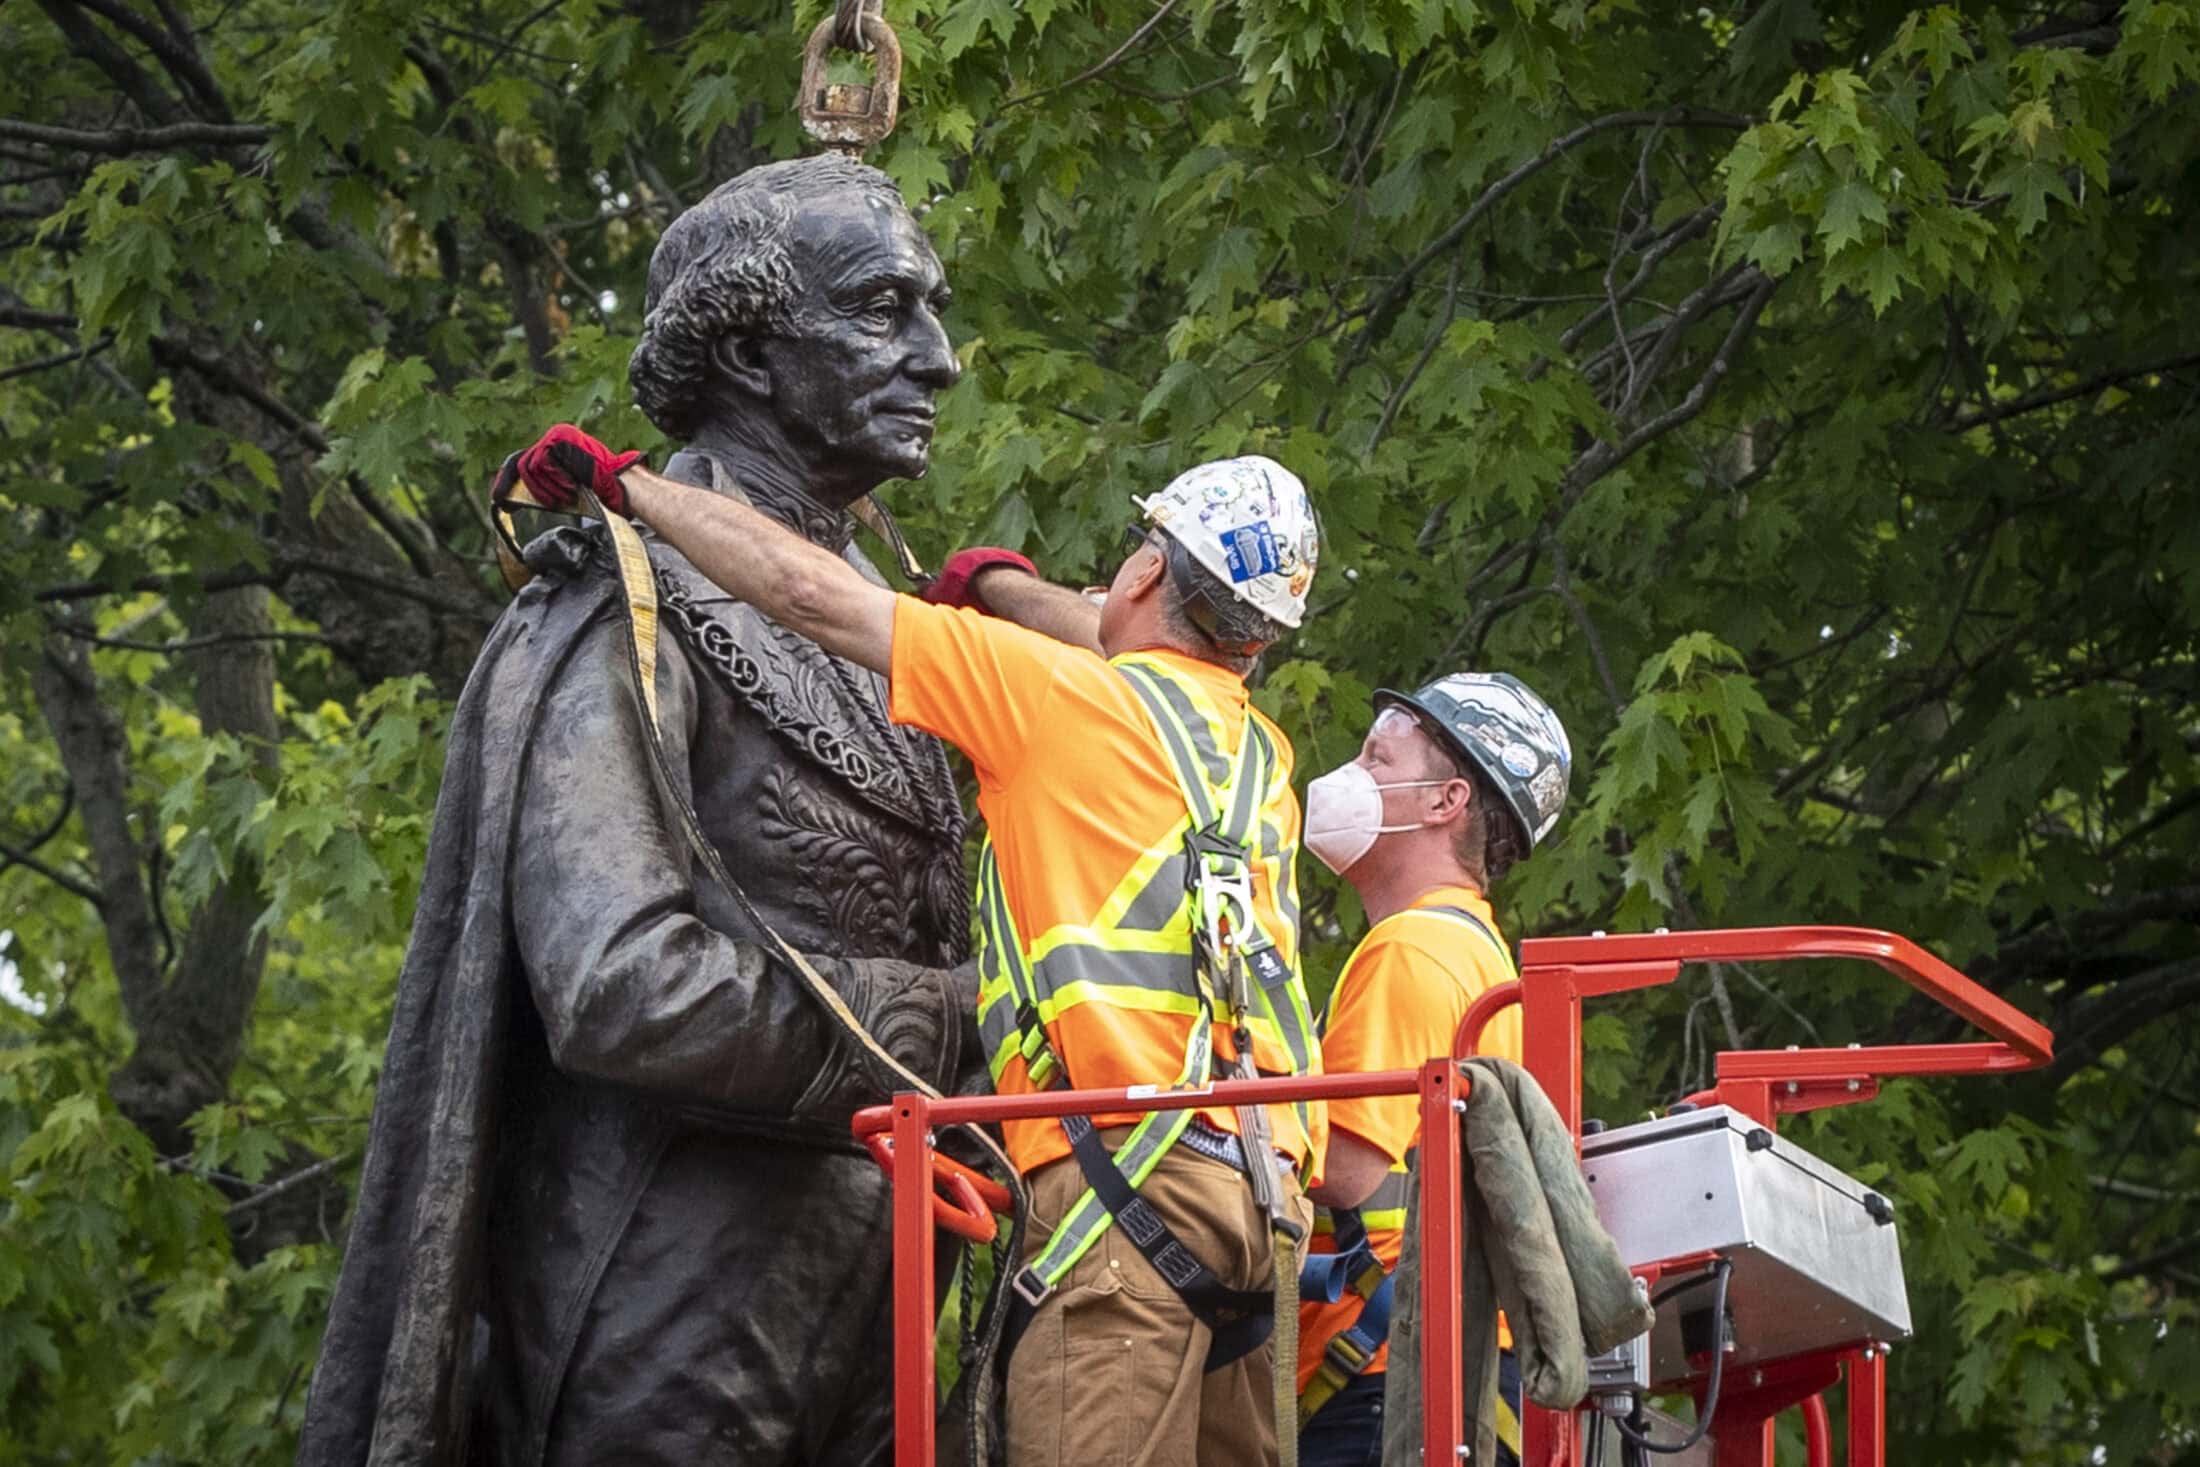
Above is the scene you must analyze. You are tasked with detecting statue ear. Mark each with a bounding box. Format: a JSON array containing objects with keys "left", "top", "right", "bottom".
[{"left": 711, "top": 334, "right": 773, "bottom": 402}]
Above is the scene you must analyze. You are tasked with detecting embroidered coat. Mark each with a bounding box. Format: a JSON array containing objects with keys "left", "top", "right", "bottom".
[{"left": 297, "top": 450, "right": 980, "bottom": 1467}]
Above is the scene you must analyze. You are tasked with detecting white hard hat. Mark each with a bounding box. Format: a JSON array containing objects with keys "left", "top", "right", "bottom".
[{"left": 1133, "top": 455, "right": 1319, "bottom": 629}]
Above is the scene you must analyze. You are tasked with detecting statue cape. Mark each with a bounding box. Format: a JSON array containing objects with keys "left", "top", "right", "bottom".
[{"left": 297, "top": 530, "right": 622, "bottom": 1467}]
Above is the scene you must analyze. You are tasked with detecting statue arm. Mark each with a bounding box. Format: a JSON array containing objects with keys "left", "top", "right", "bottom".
[
  {"left": 971, "top": 566, "right": 1104, "bottom": 655},
  {"left": 508, "top": 609, "right": 965, "bottom": 1118},
  {"left": 621, "top": 465, "right": 897, "bottom": 673}
]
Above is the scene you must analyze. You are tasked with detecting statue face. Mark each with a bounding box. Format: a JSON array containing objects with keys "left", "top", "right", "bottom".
[{"left": 752, "top": 191, "right": 959, "bottom": 489}]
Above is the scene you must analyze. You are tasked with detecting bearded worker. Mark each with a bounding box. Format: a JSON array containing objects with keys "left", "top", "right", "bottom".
[
  {"left": 300, "top": 156, "right": 992, "bottom": 1467},
  {"left": 1292, "top": 674, "right": 1571, "bottom": 1467},
  {"left": 514, "top": 426, "right": 1329, "bottom": 1467}
]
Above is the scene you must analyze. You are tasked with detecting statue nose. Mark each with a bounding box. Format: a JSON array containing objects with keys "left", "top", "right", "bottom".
[{"left": 906, "top": 313, "right": 960, "bottom": 388}]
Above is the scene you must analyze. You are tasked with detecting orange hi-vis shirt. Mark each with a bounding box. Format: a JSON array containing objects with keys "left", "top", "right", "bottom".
[
  {"left": 1297, "top": 886, "right": 1518, "bottom": 1392},
  {"left": 888, "top": 597, "right": 1326, "bottom": 1178}
]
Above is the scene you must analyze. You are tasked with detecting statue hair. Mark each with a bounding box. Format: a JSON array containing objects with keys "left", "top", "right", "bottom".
[{"left": 630, "top": 155, "right": 910, "bottom": 438}]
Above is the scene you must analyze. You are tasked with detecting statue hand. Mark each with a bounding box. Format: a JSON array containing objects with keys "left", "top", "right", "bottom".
[
  {"left": 791, "top": 954, "right": 969, "bottom": 1122},
  {"left": 517, "top": 424, "right": 646, "bottom": 515},
  {"left": 922, "top": 547, "right": 1038, "bottom": 611}
]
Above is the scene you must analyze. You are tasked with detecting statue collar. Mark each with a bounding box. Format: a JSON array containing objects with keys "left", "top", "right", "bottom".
[{"left": 662, "top": 448, "right": 854, "bottom": 551}]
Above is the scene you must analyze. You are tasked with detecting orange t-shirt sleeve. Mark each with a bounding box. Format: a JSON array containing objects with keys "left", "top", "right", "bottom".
[
  {"left": 1318, "top": 934, "right": 1469, "bottom": 1166},
  {"left": 888, "top": 595, "right": 1068, "bottom": 789}
]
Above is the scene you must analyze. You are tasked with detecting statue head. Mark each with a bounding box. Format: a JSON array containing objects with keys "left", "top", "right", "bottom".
[{"left": 630, "top": 155, "right": 959, "bottom": 503}]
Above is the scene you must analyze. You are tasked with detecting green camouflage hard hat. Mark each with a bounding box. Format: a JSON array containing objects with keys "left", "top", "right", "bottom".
[{"left": 1373, "top": 672, "right": 1572, "bottom": 849}]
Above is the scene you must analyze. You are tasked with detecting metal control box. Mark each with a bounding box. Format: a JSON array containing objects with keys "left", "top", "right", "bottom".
[{"left": 1581, "top": 1106, "right": 1911, "bottom": 1385}]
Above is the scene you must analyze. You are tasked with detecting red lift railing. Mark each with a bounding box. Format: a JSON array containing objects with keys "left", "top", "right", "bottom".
[{"left": 852, "top": 925, "right": 2053, "bottom": 1467}]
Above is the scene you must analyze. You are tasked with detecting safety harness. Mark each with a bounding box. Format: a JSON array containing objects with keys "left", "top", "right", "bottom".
[
  {"left": 1295, "top": 903, "right": 1516, "bottom": 1439},
  {"left": 988, "top": 655, "right": 1311, "bottom": 1464}
]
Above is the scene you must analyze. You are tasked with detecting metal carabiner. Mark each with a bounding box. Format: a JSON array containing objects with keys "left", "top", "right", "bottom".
[{"left": 862, "top": 1132, "right": 1011, "bottom": 1243}]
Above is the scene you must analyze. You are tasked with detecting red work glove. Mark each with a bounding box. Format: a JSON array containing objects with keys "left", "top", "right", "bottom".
[
  {"left": 922, "top": 547, "right": 1038, "bottom": 610},
  {"left": 516, "top": 424, "right": 645, "bottom": 516}
]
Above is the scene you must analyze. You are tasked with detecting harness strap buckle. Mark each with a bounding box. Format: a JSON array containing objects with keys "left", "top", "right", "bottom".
[
  {"left": 1323, "top": 1331, "right": 1376, "bottom": 1376},
  {"left": 1011, "top": 1266, "right": 1054, "bottom": 1309}
]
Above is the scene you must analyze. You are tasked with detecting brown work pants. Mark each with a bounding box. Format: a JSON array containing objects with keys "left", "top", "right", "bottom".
[{"left": 1005, "top": 1132, "right": 1312, "bottom": 1467}]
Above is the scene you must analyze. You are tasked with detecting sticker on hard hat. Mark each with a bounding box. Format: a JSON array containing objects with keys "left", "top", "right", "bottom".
[{"left": 1220, "top": 521, "right": 1282, "bottom": 584}]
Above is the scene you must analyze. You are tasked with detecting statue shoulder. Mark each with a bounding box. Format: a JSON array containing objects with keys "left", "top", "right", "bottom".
[{"left": 644, "top": 535, "right": 961, "bottom": 835}]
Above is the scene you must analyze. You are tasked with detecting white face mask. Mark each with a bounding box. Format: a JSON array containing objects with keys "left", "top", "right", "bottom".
[{"left": 1302, "top": 762, "right": 1447, "bottom": 874}]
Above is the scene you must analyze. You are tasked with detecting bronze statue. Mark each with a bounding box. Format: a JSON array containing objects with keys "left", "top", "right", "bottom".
[{"left": 298, "top": 154, "right": 983, "bottom": 1467}]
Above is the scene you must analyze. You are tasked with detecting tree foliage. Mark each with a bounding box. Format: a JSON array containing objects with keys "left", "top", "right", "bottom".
[{"left": 2, "top": 0, "right": 2196, "bottom": 1461}]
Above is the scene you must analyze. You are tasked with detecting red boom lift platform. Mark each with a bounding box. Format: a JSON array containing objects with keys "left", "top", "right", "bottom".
[{"left": 852, "top": 925, "right": 2053, "bottom": 1467}]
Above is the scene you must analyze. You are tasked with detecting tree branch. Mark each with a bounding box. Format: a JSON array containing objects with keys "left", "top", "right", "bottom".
[
  {"left": 1002, "top": 0, "right": 1187, "bottom": 110},
  {"left": 2050, "top": 955, "right": 2200, "bottom": 1084},
  {"left": 1554, "top": 204, "right": 1723, "bottom": 359},
  {"left": 2103, "top": 1230, "right": 2200, "bottom": 1284},
  {"left": 34, "top": 565, "right": 280, "bottom": 603},
  {"left": 1339, "top": 109, "right": 1752, "bottom": 383},
  {"left": 1944, "top": 351, "right": 2200, "bottom": 432},
  {"left": 0, "top": 788, "right": 101, "bottom": 907},
  {"left": 0, "top": 839, "right": 103, "bottom": 906},
  {"left": 1985, "top": 886, "right": 2200, "bottom": 987},
  {"left": 225, "top": 1148, "right": 360, "bottom": 1216},
  {"left": 65, "top": 0, "right": 236, "bottom": 121},
  {"left": 148, "top": 334, "right": 442, "bottom": 577},
  {"left": 30, "top": 634, "right": 164, "bottom": 1020},
  {"left": 0, "top": 117, "right": 271, "bottom": 156},
  {"left": 0, "top": 337, "right": 116, "bottom": 384},
  {"left": 31, "top": 0, "right": 186, "bottom": 127},
  {"left": 1549, "top": 269, "right": 1777, "bottom": 512},
  {"left": 149, "top": 335, "right": 326, "bottom": 450},
  {"left": 1549, "top": 536, "right": 1625, "bottom": 715},
  {"left": 1364, "top": 241, "right": 1466, "bottom": 459},
  {"left": 106, "top": 586, "right": 282, "bottom": 1153},
  {"left": 51, "top": 623, "right": 335, "bottom": 653},
  {"left": 35, "top": 551, "right": 483, "bottom": 616}
]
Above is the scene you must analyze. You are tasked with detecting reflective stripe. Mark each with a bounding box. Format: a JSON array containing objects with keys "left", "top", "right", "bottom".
[
  {"left": 1261, "top": 816, "right": 1301, "bottom": 939},
  {"left": 1118, "top": 655, "right": 1232, "bottom": 791},
  {"left": 1117, "top": 665, "right": 1318, "bottom": 1164},
  {"left": 1310, "top": 1175, "right": 1410, "bottom": 1241},
  {"left": 1116, "top": 846, "right": 1194, "bottom": 933},
  {"left": 978, "top": 843, "right": 1061, "bottom": 1089},
  {"left": 974, "top": 665, "right": 1315, "bottom": 1097},
  {"left": 1313, "top": 1172, "right": 1409, "bottom": 1225},
  {"left": 1025, "top": 1012, "right": 1212, "bottom": 1286}
]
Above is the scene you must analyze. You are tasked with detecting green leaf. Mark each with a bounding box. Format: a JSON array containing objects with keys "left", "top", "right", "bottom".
[{"left": 1818, "top": 179, "right": 1888, "bottom": 255}]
